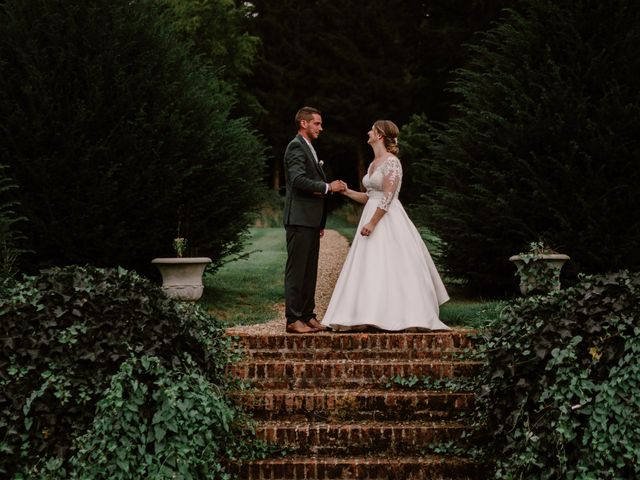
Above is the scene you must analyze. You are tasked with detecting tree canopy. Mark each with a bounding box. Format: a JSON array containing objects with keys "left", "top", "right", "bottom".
[
  {"left": 157, "top": 0, "right": 262, "bottom": 114},
  {"left": 0, "top": 0, "right": 265, "bottom": 275},
  {"left": 410, "top": 0, "right": 640, "bottom": 293}
]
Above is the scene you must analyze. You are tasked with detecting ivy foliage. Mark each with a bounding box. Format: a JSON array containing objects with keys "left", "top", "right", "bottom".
[
  {"left": 55, "top": 355, "right": 265, "bottom": 479},
  {"left": 0, "top": 265, "right": 261, "bottom": 478},
  {"left": 384, "top": 374, "right": 476, "bottom": 392},
  {"left": 475, "top": 271, "right": 640, "bottom": 478}
]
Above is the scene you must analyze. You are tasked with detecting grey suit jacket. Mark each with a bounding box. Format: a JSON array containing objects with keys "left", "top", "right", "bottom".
[{"left": 283, "top": 134, "right": 328, "bottom": 228}]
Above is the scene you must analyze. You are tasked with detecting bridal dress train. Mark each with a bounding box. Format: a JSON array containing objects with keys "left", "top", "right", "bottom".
[{"left": 321, "top": 155, "right": 450, "bottom": 332}]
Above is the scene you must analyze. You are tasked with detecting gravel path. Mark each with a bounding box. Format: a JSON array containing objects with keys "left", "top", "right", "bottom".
[{"left": 226, "top": 229, "right": 350, "bottom": 335}]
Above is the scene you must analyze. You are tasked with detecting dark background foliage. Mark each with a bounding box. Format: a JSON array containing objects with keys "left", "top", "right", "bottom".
[
  {"left": 0, "top": 164, "right": 25, "bottom": 278},
  {"left": 156, "top": 0, "right": 263, "bottom": 116},
  {"left": 475, "top": 271, "right": 640, "bottom": 478},
  {"left": 0, "top": 265, "right": 243, "bottom": 477},
  {"left": 0, "top": 0, "right": 265, "bottom": 276},
  {"left": 410, "top": 0, "right": 640, "bottom": 294},
  {"left": 245, "top": 0, "right": 515, "bottom": 194}
]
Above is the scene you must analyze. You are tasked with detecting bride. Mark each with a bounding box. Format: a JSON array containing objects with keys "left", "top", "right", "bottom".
[{"left": 321, "top": 120, "right": 450, "bottom": 332}]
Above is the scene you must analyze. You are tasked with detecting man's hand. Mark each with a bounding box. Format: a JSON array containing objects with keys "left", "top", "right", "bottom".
[{"left": 329, "top": 180, "right": 347, "bottom": 193}]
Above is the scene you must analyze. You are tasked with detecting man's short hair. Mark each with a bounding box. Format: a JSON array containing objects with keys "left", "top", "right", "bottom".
[{"left": 295, "top": 106, "right": 321, "bottom": 129}]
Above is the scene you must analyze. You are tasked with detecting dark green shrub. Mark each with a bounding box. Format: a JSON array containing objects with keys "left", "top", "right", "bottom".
[
  {"left": 412, "top": 0, "right": 640, "bottom": 294},
  {"left": 397, "top": 114, "right": 440, "bottom": 211},
  {"left": 475, "top": 271, "right": 640, "bottom": 478},
  {"left": 0, "top": 0, "right": 265, "bottom": 276},
  {"left": 0, "top": 265, "right": 256, "bottom": 477},
  {"left": 159, "top": 0, "right": 259, "bottom": 77},
  {"left": 0, "top": 165, "right": 26, "bottom": 280}
]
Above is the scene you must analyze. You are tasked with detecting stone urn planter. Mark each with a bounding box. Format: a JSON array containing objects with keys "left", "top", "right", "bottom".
[
  {"left": 152, "top": 257, "right": 212, "bottom": 301},
  {"left": 509, "top": 242, "right": 569, "bottom": 295}
]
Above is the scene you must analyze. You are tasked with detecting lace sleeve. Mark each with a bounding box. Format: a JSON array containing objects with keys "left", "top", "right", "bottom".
[{"left": 378, "top": 156, "right": 402, "bottom": 211}]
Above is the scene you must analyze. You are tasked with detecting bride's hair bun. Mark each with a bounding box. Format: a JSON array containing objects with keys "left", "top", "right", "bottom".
[{"left": 374, "top": 120, "right": 400, "bottom": 155}]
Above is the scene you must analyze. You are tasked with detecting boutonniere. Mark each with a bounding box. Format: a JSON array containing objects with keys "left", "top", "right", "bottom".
[{"left": 318, "top": 160, "right": 324, "bottom": 167}]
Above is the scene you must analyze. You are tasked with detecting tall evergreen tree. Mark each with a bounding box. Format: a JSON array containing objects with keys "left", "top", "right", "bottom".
[
  {"left": 0, "top": 0, "right": 265, "bottom": 275},
  {"left": 411, "top": 0, "right": 640, "bottom": 294},
  {"left": 157, "top": 0, "right": 262, "bottom": 115}
]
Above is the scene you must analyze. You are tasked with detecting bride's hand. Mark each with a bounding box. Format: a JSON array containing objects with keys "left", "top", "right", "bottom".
[{"left": 360, "top": 222, "right": 375, "bottom": 236}]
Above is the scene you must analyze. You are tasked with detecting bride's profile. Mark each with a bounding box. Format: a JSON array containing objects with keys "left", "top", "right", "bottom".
[{"left": 321, "top": 119, "right": 450, "bottom": 332}]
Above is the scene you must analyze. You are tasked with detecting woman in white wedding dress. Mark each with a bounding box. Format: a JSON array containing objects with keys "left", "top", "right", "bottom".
[{"left": 321, "top": 120, "right": 450, "bottom": 332}]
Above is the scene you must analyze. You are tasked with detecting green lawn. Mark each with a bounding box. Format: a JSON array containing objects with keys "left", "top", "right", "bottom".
[
  {"left": 439, "top": 298, "right": 504, "bottom": 329},
  {"left": 200, "top": 228, "right": 286, "bottom": 327},
  {"left": 200, "top": 225, "right": 503, "bottom": 329}
]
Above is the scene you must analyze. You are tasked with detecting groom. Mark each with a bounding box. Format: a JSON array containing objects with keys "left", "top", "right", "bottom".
[{"left": 283, "top": 106, "right": 346, "bottom": 334}]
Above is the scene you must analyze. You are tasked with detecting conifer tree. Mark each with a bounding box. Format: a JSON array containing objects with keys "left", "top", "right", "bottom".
[
  {"left": 411, "top": 0, "right": 640, "bottom": 293},
  {"left": 0, "top": 0, "right": 265, "bottom": 275}
]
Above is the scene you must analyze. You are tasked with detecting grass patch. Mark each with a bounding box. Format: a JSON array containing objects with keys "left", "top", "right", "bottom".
[
  {"left": 439, "top": 299, "right": 505, "bottom": 329},
  {"left": 200, "top": 228, "right": 285, "bottom": 327}
]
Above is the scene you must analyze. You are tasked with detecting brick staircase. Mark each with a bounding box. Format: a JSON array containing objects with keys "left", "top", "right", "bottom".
[{"left": 226, "top": 330, "right": 487, "bottom": 479}]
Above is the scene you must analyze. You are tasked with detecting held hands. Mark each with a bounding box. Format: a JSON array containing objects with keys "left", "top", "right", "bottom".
[{"left": 328, "top": 180, "right": 347, "bottom": 193}]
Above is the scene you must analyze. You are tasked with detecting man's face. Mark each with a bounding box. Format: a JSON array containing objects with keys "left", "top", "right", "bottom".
[{"left": 301, "top": 113, "right": 323, "bottom": 141}]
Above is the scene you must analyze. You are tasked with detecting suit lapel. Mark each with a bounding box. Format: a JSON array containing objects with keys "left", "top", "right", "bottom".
[
  {"left": 296, "top": 134, "right": 327, "bottom": 181},
  {"left": 314, "top": 158, "right": 327, "bottom": 181}
]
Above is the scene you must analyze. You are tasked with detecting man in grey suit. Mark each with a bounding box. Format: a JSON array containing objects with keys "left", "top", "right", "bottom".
[{"left": 283, "top": 106, "right": 346, "bottom": 334}]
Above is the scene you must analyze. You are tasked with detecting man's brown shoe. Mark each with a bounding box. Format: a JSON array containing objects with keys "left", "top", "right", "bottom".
[
  {"left": 307, "top": 318, "right": 330, "bottom": 332},
  {"left": 286, "top": 320, "right": 316, "bottom": 334}
]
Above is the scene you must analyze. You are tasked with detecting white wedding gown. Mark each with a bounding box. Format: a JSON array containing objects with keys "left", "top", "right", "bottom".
[{"left": 321, "top": 155, "right": 450, "bottom": 332}]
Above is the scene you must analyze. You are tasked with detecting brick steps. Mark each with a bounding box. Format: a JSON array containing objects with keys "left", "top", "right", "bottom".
[
  {"left": 231, "top": 331, "right": 476, "bottom": 360},
  {"left": 227, "top": 454, "right": 482, "bottom": 480},
  {"left": 237, "top": 350, "right": 468, "bottom": 360},
  {"left": 227, "top": 329, "right": 487, "bottom": 479},
  {"left": 230, "top": 388, "right": 474, "bottom": 421},
  {"left": 230, "top": 358, "right": 482, "bottom": 389},
  {"left": 254, "top": 419, "right": 469, "bottom": 455}
]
